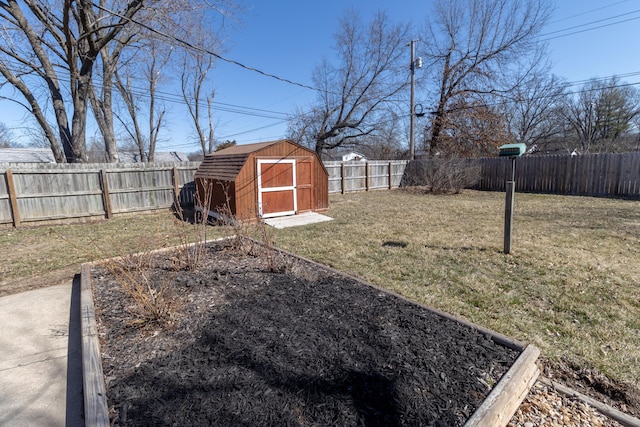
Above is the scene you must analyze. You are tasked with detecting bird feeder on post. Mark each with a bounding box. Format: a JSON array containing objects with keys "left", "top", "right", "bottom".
[{"left": 498, "top": 143, "right": 526, "bottom": 254}]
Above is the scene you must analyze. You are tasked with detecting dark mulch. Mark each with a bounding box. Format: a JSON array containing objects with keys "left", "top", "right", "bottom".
[{"left": 92, "top": 241, "right": 519, "bottom": 426}]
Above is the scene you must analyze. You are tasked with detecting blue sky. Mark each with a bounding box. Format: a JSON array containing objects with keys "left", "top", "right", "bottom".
[
  {"left": 2, "top": 0, "right": 640, "bottom": 153},
  {"left": 173, "top": 0, "right": 640, "bottom": 152}
]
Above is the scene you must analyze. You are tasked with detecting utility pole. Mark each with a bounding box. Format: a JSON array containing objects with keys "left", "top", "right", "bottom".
[{"left": 409, "top": 39, "right": 417, "bottom": 160}]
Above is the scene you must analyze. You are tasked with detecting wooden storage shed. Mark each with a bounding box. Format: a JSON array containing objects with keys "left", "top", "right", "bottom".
[{"left": 194, "top": 140, "right": 329, "bottom": 221}]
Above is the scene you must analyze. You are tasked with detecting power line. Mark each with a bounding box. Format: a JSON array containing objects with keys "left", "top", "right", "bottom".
[
  {"left": 431, "top": 80, "right": 640, "bottom": 115},
  {"left": 549, "top": 0, "right": 632, "bottom": 24},
  {"left": 219, "top": 120, "right": 289, "bottom": 139},
  {"left": 0, "top": 57, "right": 291, "bottom": 120},
  {"left": 91, "top": 2, "right": 320, "bottom": 92},
  {"left": 541, "top": 15, "right": 640, "bottom": 41},
  {"left": 541, "top": 8, "right": 640, "bottom": 38}
]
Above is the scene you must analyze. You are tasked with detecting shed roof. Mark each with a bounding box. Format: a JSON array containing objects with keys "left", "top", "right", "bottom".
[
  {"left": 194, "top": 153, "right": 249, "bottom": 181},
  {"left": 195, "top": 139, "right": 321, "bottom": 181},
  {"left": 212, "top": 140, "right": 281, "bottom": 155}
]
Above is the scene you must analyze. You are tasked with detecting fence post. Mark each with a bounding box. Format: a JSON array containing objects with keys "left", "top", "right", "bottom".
[
  {"left": 99, "top": 169, "right": 112, "bottom": 219},
  {"left": 365, "top": 162, "right": 370, "bottom": 191},
  {"left": 341, "top": 162, "right": 346, "bottom": 194},
  {"left": 172, "top": 166, "right": 180, "bottom": 206},
  {"left": 5, "top": 169, "right": 21, "bottom": 227},
  {"left": 388, "top": 161, "right": 393, "bottom": 189}
]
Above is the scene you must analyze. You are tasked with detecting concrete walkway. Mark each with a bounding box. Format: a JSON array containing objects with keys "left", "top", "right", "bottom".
[
  {"left": 0, "top": 279, "right": 84, "bottom": 427},
  {"left": 264, "top": 212, "right": 333, "bottom": 229}
]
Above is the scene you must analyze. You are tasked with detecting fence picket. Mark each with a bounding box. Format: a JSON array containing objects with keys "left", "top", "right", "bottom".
[
  {"left": 0, "top": 162, "right": 201, "bottom": 226},
  {"left": 325, "top": 161, "right": 409, "bottom": 194}
]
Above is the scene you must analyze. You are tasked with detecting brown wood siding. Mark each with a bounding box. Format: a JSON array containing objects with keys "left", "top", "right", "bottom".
[
  {"left": 260, "top": 162, "right": 294, "bottom": 188},
  {"left": 234, "top": 152, "right": 259, "bottom": 220},
  {"left": 314, "top": 156, "right": 329, "bottom": 210},
  {"left": 296, "top": 158, "right": 313, "bottom": 213},
  {"left": 196, "top": 178, "right": 236, "bottom": 215}
]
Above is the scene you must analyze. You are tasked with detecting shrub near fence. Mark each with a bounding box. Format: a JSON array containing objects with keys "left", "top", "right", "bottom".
[
  {"left": 0, "top": 162, "right": 200, "bottom": 227},
  {"left": 324, "top": 160, "right": 409, "bottom": 193}
]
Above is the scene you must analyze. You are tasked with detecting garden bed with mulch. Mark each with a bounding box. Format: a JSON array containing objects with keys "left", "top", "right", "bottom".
[{"left": 91, "top": 240, "right": 523, "bottom": 426}]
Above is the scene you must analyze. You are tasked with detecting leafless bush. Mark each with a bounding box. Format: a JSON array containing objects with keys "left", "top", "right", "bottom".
[
  {"left": 250, "top": 219, "right": 282, "bottom": 272},
  {"left": 173, "top": 179, "right": 212, "bottom": 271},
  {"left": 100, "top": 258, "right": 179, "bottom": 325},
  {"left": 207, "top": 182, "right": 286, "bottom": 272},
  {"left": 211, "top": 181, "right": 256, "bottom": 252},
  {"left": 401, "top": 158, "right": 481, "bottom": 194},
  {"left": 54, "top": 225, "right": 180, "bottom": 326}
]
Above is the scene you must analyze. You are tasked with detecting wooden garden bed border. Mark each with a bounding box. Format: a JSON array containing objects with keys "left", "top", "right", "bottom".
[{"left": 80, "top": 239, "right": 540, "bottom": 427}]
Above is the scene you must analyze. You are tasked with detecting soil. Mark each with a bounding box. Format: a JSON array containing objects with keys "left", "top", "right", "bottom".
[{"left": 92, "top": 240, "right": 519, "bottom": 426}]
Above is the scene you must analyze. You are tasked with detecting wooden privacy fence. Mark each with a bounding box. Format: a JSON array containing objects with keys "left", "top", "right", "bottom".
[
  {"left": 2, "top": 152, "right": 637, "bottom": 227},
  {"left": 0, "top": 162, "right": 200, "bottom": 227},
  {"left": 471, "top": 152, "right": 640, "bottom": 198},
  {"left": 324, "top": 160, "right": 409, "bottom": 194}
]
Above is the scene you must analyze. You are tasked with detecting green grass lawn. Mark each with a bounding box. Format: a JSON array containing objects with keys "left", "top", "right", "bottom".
[
  {"left": 1, "top": 189, "right": 638, "bottom": 389},
  {"left": 270, "top": 190, "right": 640, "bottom": 388}
]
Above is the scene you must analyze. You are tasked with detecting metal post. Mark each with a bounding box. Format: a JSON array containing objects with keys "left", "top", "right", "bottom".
[
  {"left": 409, "top": 39, "right": 416, "bottom": 161},
  {"left": 504, "top": 157, "right": 516, "bottom": 254}
]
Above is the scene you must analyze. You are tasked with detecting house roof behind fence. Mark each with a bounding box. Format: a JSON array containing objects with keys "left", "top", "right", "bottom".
[
  {"left": 0, "top": 148, "right": 56, "bottom": 163},
  {"left": 118, "top": 151, "right": 189, "bottom": 163}
]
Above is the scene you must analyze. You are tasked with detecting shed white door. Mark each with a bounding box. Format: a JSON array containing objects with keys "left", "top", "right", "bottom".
[{"left": 257, "top": 159, "right": 297, "bottom": 218}]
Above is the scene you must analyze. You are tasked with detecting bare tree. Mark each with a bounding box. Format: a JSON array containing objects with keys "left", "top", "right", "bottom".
[
  {"left": 422, "top": 0, "right": 552, "bottom": 155},
  {"left": 113, "top": 1, "right": 235, "bottom": 160},
  {"left": 357, "top": 111, "right": 408, "bottom": 159},
  {"left": 502, "top": 70, "right": 566, "bottom": 149},
  {"left": 0, "top": 121, "right": 15, "bottom": 147},
  {"left": 90, "top": 34, "right": 132, "bottom": 163},
  {"left": 181, "top": 48, "right": 216, "bottom": 156},
  {"left": 1, "top": 1, "right": 241, "bottom": 163},
  {"left": 114, "top": 68, "right": 146, "bottom": 160},
  {"left": 0, "top": 0, "right": 145, "bottom": 162},
  {"left": 288, "top": 11, "right": 410, "bottom": 155},
  {"left": 114, "top": 39, "right": 171, "bottom": 162},
  {"left": 560, "top": 77, "right": 640, "bottom": 153}
]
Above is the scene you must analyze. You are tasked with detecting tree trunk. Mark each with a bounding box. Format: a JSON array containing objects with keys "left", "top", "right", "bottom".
[
  {"left": 70, "top": 66, "right": 92, "bottom": 163},
  {"left": 90, "top": 49, "right": 120, "bottom": 163}
]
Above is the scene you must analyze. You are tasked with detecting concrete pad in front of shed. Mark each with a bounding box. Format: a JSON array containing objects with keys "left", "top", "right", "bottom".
[{"left": 264, "top": 212, "right": 333, "bottom": 229}]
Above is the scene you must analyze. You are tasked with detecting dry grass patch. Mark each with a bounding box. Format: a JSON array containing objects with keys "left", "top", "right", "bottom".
[
  {"left": 0, "top": 211, "right": 231, "bottom": 296},
  {"left": 270, "top": 190, "right": 640, "bottom": 388}
]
